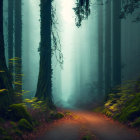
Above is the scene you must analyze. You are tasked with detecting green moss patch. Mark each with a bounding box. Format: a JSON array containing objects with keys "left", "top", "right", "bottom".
[
  {"left": 18, "top": 118, "right": 33, "bottom": 132},
  {"left": 8, "top": 104, "right": 32, "bottom": 122},
  {"left": 50, "top": 112, "right": 64, "bottom": 120}
]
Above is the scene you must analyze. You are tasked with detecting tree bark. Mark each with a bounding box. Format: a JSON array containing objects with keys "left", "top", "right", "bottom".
[
  {"left": 0, "top": 0, "right": 15, "bottom": 116},
  {"left": 98, "top": 0, "right": 104, "bottom": 96},
  {"left": 105, "top": 0, "right": 111, "bottom": 95},
  {"left": 112, "top": 0, "right": 121, "bottom": 88},
  {"left": 35, "top": 0, "right": 53, "bottom": 107}
]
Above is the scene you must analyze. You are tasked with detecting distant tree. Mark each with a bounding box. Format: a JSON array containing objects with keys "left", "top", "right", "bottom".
[
  {"left": 0, "top": 0, "right": 15, "bottom": 116},
  {"left": 8, "top": 0, "right": 14, "bottom": 79},
  {"left": 112, "top": 0, "right": 122, "bottom": 88},
  {"left": 97, "top": 0, "right": 104, "bottom": 96},
  {"left": 105, "top": 0, "right": 111, "bottom": 95},
  {"left": 14, "top": 0, "right": 22, "bottom": 96},
  {"left": 35, "top": 0, "right": 53, "bottom": 108}
]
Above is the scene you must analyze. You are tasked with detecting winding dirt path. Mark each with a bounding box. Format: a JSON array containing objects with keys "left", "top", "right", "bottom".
[{"left": 37, "top": 110, "right": 140, "bottom": 140}]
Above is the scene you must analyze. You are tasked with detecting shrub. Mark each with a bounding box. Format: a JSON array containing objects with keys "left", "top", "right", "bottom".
[
  {"left": 118, "top": 93, "right": 140, "bottom": 122},
  {"left": 50, "top": 112, "right": 64, "bottom": 120},
  {"left": 8, "top": 104, "right": 32, "bottom": 123},
  {"left": 18, "top": 118, "right": 33, "bottom": 132}
]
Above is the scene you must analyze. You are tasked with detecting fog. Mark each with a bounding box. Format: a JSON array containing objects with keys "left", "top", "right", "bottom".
[
  {"left": 22, "top": 0, "right": 40, "bottom": 98},
  {"left": 3, "top": 0, "right": 140, "bottom": 108},
  {"left": 52, "top": 0, "right": 98, "bottom": 107}
]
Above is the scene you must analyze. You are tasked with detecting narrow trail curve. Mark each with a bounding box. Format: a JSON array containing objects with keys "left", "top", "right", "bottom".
[{"left": 37, "top": 110, "right": 140, "bottom": 140}]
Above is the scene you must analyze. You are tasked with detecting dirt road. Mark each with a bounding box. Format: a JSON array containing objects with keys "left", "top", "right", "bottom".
[{"left": 37, "top": 110, "right": 140, "bottom": 140}]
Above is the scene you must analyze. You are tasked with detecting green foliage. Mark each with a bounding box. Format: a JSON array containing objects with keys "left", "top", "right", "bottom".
[
  {"left": 50, "top": 112, "right": 64, "bottom": 120},
  {"left": 8, "top": 104, "right": 32, "bottom": 122},
  {"left": 18, "top": 118, "right": 33, "bottom": 132},
  {"left": 118, "top": 93, "right": 140, "bottom": 122},
  {"left": 24, "top": 97, "right": 52, "bottom": 113},
  {"left": 103, "top": 80, "right": 140, "bottom": 126},
  {"left": 102, "top": 108, "right": 113, "bottom": 117}
]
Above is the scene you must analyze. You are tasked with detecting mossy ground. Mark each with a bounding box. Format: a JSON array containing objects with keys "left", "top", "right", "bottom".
[{"left": 0, "top": 101, "right": 63, "bottom": 139}]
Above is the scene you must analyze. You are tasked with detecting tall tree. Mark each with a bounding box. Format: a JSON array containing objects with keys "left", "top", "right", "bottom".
[
  {"left": 105, "top": 0, "right": 111, "bottom": 95},
  {"left": 35, "top": 0, "right": 53, "bottom": 107},
  {"left": 112, "top": 0, "right": 121, "bottom": 88},
  {"left": 0, "top": 0, "right": 14, "bottom": 116},
  {"left": 8, "top": 0, "right": 14, "bottom": 79},
  {"left": 14, "top": 0, "right": 22, "bottom": 95},
  {"left": 97, "top": 0, "right": 104, "bottom": 96}
]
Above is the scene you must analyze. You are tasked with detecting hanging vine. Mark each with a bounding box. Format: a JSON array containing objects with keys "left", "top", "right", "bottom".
[{"left": 51, "top": 1, "right": 63, "bottom": 68}]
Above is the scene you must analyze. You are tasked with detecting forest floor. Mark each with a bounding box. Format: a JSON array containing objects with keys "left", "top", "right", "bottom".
[{"left": 36, "top": 109, "right": 140, "bottom": 140}]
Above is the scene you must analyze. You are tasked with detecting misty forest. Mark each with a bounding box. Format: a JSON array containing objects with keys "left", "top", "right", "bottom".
[{"left": 0, "top": 0, "right": 140, "bottom": 140}]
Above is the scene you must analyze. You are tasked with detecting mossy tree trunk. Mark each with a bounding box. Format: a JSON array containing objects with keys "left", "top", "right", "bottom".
[
  {"left": 35, "top": 0, "right": 53, "bottom": 107},
  {"left": 14, "top": 0, "right": 22, "bottom": 97},
  {"left": 0, "top": 0, "right": 15, "bottom": 116}
]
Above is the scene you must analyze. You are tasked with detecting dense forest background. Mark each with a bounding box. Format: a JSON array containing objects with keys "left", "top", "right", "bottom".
[
  {"left": 0, "top": 0, "right": 140, "bottom": 139},
  {"left": 2, "top": 0, "right": 140, "bottom": 107}
]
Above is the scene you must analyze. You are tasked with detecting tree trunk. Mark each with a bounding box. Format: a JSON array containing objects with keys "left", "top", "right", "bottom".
[
  {"left": 8, "top": 0, "right": 14, "bottom": 79},
  {"left": 14, "top": 0, "right": 22, "bottom": 96},
  {"left": 0, "top": 0, "right": 15, "bottom": 116},
  {"left": 105, "top": 0, "right": 111, "bottom": 95},
  {"left": 35, "top": 0, "right": 53, "bottom": 107},
  {"left": 112, "top": 0, "right": 121, "bottom": 88},
  {"left": 98, "top": 0, "right": 104, "bottom": 96}
]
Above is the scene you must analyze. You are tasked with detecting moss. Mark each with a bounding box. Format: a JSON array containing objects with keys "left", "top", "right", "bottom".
[
  {"left": 55, "top": 112, "right": 64, "bottom": 119},
  {"left": 50, "top": 112, "right": 64, "bottom": 120},
  {"left": 8, "top": 104, "right": 32, "bottom": 122},
  {"left": 118, "top": 93, "right": 140, "bottom": 122},
  {"left": 103, "top": 108, "right": 113, "bottom": 117},
  {"left": 131, "top": 117, "right": 140, "bottom": 127},
  {"left": 18, "top": 118, "right": 33, "bottom": 132}
]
